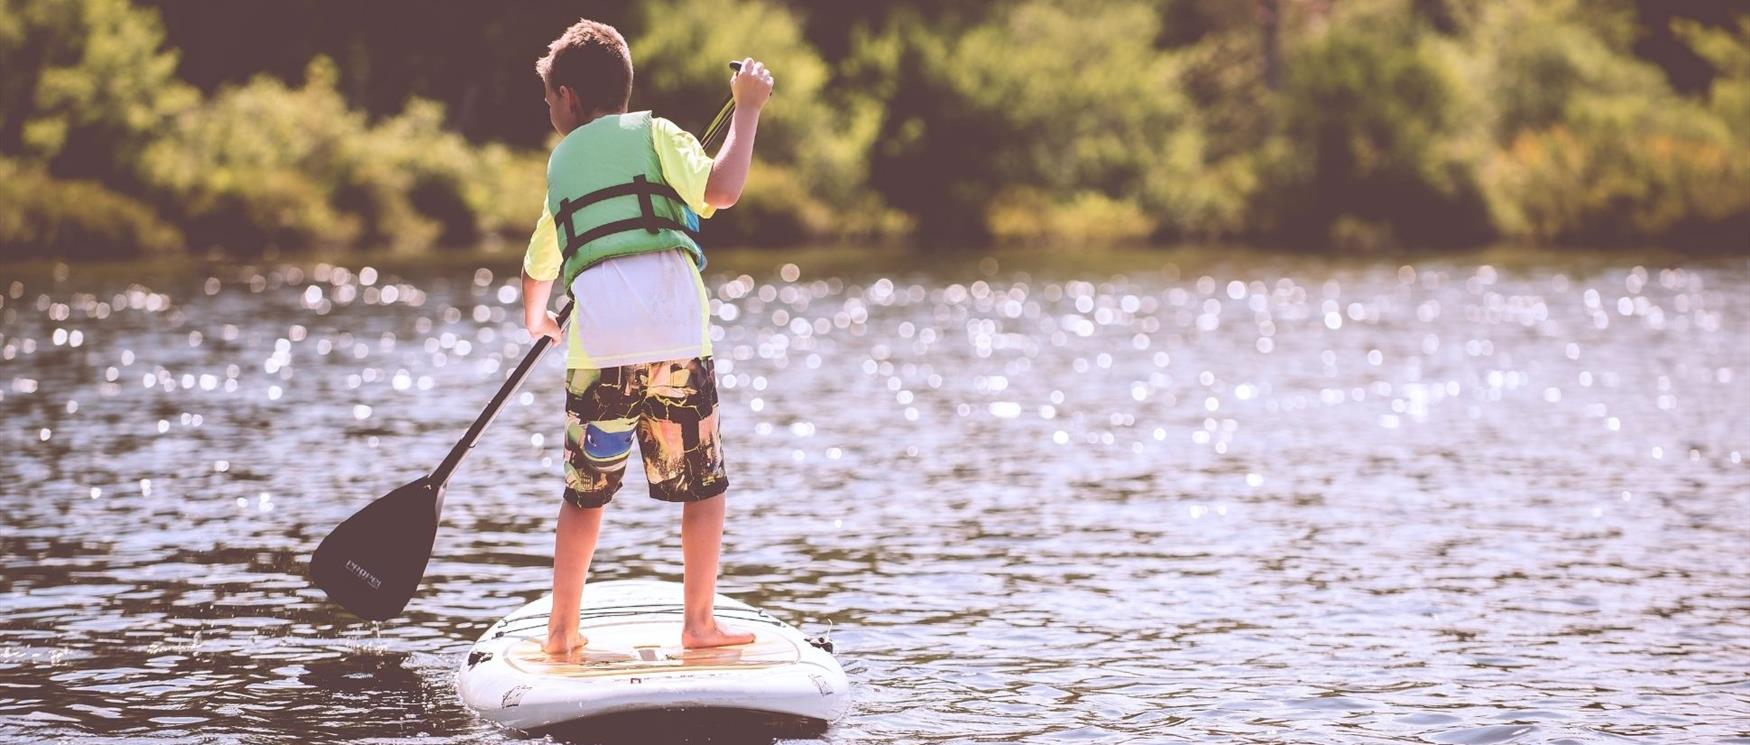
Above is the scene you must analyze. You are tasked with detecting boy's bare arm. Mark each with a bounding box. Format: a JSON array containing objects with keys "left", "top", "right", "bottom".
[
  {"left": 704, "top": 58, "right": 774, "bottom": 209},
  {"left": 522, "top": 273, "right": 563, "bottom": 343}
]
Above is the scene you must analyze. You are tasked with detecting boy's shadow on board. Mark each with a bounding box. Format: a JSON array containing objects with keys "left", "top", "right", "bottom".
[{"left": 522, "top": 708, "right": 828, "bottom": 745}]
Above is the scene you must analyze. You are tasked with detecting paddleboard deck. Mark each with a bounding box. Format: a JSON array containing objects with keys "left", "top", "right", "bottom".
[{"left": 457, "top": 580, "right": 848, "bottom": 731}]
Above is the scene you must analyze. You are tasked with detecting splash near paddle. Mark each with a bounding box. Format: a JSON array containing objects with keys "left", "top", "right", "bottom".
[{"left": 456, "top": 580, "right": 848, "bottom": 731}]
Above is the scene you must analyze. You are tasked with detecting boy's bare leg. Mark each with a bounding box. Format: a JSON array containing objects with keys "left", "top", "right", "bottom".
[
  {"left": 546, "top": 500, "right": 604, "bottom": 657},
  {"left": 680, "top": 493, "right": 755, "bottom": 649}
]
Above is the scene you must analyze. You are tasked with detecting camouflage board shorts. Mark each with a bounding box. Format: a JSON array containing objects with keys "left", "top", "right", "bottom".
[{"left": 562, "top": 356, "right": 729, "bottom": 508}]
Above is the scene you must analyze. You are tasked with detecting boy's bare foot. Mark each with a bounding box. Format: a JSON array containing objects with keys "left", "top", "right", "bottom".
[
  {"left": 543, "top": 631, "right": 588, "bottom": 658},
  {"left": 682, "top": 622, "right": 755, "bottom": 649}
]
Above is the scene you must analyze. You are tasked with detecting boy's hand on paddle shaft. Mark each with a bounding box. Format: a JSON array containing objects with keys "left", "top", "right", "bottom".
[
  {"left": 520, "top": 275, "right": 561, "bottom": 344},
  {"left": 529, "top": 311, "right": 564, "bottom": 345},
  {"left": 731, "top": 58, "right": 773, "bottom": 111}
]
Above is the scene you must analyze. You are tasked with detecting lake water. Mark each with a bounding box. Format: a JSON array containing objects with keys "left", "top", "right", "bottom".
[{"left": 2, "top": 246, "right": 1747, "bottom": 744}]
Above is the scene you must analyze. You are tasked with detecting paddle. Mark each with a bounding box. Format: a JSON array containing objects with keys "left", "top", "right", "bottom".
[{"left": 309, "top": 297, "right": 573, "bottom": 621}]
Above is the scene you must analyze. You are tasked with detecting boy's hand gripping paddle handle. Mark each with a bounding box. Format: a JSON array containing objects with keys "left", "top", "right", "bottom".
[{"left": 702, "top": 61, "right": 761, "bottom": 153}]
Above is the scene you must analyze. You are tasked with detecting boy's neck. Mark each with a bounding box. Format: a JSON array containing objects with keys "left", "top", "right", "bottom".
[{"left": 565, "top": 108, "right": 630, "bottom": 134}]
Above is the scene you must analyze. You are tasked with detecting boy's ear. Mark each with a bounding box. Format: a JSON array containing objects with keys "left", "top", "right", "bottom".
[{"left": 558, "top": 85, "right": 582, "bottom": 115}]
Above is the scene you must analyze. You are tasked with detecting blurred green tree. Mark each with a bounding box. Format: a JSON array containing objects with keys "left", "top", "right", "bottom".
[
  {"left": 140, "top": 58, "right": 543, "bottom": 254},
  {"left": 0, "top": 159, "right": 182, "bottom": 258},
  {"left": 0, "top": 0, "right": 196, "bottom": 182},
  {"left": 629, "top": 0, "right": 898, "bottom": 244},
  {"left": 1674, "top": 16, "right": 1750, "bottom": 143},
  {"left": 869, "top": 0, "right": 1249, "bottom": 244},
  {"left": 3, "top": 0, "right": 1747, "bottom": 256},
  {"left": 1463, "top": 0, "right": 1750, "bottom": 244},
  {"left": 0, "top": 0, "right": 192, "bottom": 257},
  {"left": 1254, "top": 9, "right": 1493, "bottom": 250}
]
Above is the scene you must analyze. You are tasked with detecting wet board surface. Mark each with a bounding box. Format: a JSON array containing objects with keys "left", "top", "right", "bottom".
[
  {"left": 457, "top": 580, "right": 849, "bottom": 729},
  {"left": 500, "top": 623, "right": 802, "bottom": 678}
]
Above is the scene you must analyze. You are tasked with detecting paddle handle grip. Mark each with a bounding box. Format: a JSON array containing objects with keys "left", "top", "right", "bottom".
[{"left": 428, "top": 297, "right": 575, "bottom": 491}]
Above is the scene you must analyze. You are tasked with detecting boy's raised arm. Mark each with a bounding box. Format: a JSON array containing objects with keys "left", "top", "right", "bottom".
[{"left": 703, "top": 58, "right": 774, "bottom": 209}]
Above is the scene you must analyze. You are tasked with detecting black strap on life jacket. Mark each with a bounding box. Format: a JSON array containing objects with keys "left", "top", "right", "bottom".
[{"left": 556, "top": 175, "right": 702, "bottom": 267}]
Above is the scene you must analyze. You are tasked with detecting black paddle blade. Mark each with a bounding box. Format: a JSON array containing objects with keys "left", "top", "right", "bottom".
[{"left": 309, "top": 476, "right": 442, "bottom": 621}]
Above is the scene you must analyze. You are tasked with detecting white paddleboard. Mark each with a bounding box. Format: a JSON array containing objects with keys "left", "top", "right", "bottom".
[{"left": 456, "top": 580, "right": 848, "bottom": 732}]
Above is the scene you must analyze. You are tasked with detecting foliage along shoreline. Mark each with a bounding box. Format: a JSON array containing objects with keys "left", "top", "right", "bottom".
[{"left": 2, "top": 0, "right": 1746, "bottom": 260}]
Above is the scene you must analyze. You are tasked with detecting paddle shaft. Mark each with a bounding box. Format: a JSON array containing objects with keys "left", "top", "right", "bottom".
[
  {"left": 427, "top": 297, "right": 574, "bottom": 493},
  {"left": 700, "top": 61, "right": 755, "bottom": 153}
]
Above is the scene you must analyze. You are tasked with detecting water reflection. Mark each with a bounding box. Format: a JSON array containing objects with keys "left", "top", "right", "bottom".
[{"left": 1, "top": 248, "right": 1747, "bottom": 743}]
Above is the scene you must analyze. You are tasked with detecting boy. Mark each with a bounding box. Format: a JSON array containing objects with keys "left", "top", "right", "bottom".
[{"left": 520, "top": 19, "right": 773, "bottom": 656}]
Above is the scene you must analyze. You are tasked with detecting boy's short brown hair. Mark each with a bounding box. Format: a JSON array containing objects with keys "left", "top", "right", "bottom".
[{"left": 536, "top": 19, "right": 633, "bottom": 115}]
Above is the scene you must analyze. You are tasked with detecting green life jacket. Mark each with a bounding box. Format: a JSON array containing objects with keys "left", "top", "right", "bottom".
[{"left": 547, "top": 111, "right": 704, "bottom": 291}]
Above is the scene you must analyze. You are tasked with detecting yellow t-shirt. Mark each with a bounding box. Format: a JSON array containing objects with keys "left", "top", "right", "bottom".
[{"left": 523, "top": 116, "right": 716, "bottom": 369}]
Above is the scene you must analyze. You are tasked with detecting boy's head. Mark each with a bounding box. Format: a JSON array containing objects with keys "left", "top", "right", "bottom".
[{"left": 537, "top": 19, "right": 633, "bottom": 133}]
